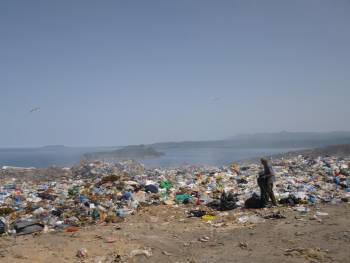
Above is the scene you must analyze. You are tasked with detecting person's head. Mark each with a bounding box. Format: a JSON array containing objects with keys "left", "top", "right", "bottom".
[{"left": 260, "top": 157, "right": 268, "bottom": 165}]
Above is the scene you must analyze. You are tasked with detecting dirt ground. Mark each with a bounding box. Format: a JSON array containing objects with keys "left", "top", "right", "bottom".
[{"left": 0, "top": 203, "right": 349, "bottom": 263}]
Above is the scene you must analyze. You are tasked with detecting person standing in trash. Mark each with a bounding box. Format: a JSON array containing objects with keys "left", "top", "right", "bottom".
[{"left": 258, "top": 158, "right": 277, "bottom": 207}]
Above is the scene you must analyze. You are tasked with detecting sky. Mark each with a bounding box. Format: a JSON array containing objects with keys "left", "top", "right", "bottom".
[{"left": 0, "top": 0, "right": 349, "bottom": 147}]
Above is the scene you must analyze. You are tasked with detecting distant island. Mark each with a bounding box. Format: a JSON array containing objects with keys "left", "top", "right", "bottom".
[{"left": 83, "top": 145, "right": 165, "bottom": 161}]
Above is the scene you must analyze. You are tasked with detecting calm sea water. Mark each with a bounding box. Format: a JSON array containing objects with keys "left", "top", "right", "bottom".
[
  {"left": 0, "top": 147, "right": 92, "bottom": 168},
  {"left": 0, "top": 146, "right": 298, "bottom": 168}
]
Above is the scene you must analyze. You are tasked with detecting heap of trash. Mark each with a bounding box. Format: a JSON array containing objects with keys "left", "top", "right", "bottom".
[{"left": 0, "top": 155, "right": 349, "bottom": 236}]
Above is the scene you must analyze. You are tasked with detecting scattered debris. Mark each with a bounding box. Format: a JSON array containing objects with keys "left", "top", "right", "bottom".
[
  {"left": 238, "top": 241, "right": 248, "bottom": 249},
  {"left": 130, "top": 249, "right": 152, "bottom": 258},
  {"left": 315, "top": 211, "right": 329, "bottom": 217},
  {"left": 162, "top": 251, "right": 173, "bottom": 256},
  {"left": 76, "top": 248, "right": 88, "bottom": 259},
  {"left": 0, "top": 154, "right": 348, "bottom": 237},
  {"left": 237, "top": 215, "right": 265, "bottom": 224},
  {"left": 284, "top": 247, "right": 329, "bottom": 260},
  {"left": 187, "top": 210, "right": 207, "bottom": 218},
  {"left": 104, "top": 236, "right": 118, "bottom": 243},
  {"left": 198, "top": 236, "right": 210, "bottom": 242},
  {"left": 263, "top": 211, "right": 286, "bottom": 219}
]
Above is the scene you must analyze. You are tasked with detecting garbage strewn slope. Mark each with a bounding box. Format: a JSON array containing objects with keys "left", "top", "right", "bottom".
[{"left": 0, "top": 154, "right": 349, "bottom": 237}]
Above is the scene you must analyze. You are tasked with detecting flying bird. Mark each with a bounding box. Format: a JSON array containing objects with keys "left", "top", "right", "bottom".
[
  {"left": 29, "top": 107, "right": 40, "bottom": 113},
  {"left": 211, "top": 97, "right": 221, "bottom": 102}
]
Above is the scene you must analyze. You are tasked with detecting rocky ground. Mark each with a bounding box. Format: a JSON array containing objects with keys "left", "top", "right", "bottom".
[{"left": 0, "top": 203, "right": 349, "bottom": 263}]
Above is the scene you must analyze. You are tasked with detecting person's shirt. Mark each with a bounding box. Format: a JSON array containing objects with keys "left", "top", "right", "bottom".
[
  {"left": 262, "top": 161, "right": 276, "bottom": 182},
  {"left": 263, "top": 161, "right": 274, "bottom": 175}
]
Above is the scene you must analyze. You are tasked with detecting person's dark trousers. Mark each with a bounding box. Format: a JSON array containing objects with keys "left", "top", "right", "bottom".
[
  {"left": 258, "top": 176, "right": 277, "bottom": 207},
  {"left": 258, "top": 177, "right": 269, "bottom": 207},
  {"left": 265, "top": 177, "right": 277, "bottom": 206}
]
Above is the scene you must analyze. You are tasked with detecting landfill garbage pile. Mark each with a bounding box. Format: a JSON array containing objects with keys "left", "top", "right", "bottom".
[{"left": 0, "top": 155, "right": 349, "bottom": 236}]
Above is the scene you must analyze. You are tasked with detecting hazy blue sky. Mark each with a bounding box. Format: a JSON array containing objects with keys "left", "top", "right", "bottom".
[{"left": 1, "top": 1, "right": 349, "bottom": 147}]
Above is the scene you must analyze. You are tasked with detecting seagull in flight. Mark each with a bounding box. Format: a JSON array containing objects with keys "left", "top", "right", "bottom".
[
  {"left": 211, "top": 97, "right": 221, "bottom": 102},
  {"left": 29, "top": 107, "right": 40, "bottom": 113}
]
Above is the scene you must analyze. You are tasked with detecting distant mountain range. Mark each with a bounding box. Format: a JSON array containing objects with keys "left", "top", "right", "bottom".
[
  {"left": 150, "top": 131, "right": 350, "bottom": 150},
  {"left": 1, "top": 131, "right": 350, "bottom": 167},
  {"left": 2, "top": 131, "right": 350, "bottom": 151},
  {"left": 84, "top": 131, "right": 350, "bottom": 161}
]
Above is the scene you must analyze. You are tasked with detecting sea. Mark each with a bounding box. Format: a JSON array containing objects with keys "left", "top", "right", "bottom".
[{"left": 0, "top": 146, "right": 299, "bottom": 168}]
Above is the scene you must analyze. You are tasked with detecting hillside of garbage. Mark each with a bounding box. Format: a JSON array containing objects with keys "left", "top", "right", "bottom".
[{"left": 1, "top": 149, "right": 349, "bottom": 237}]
